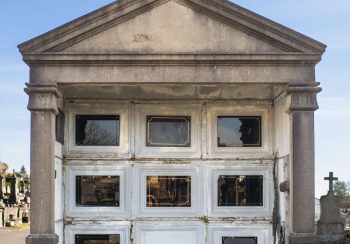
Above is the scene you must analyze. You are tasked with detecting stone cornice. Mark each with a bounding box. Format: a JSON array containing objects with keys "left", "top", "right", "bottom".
[
  {"left": 22, "top": 53, "right": 322, "bottom": 66},
  {"left": 287, "top": 82, "right": 322, "bottom": 112},
  {"left": 178, "top": 0, "right": 326, "bottom": 53},
  {"left": 18, "top": 0, "right": 326, "bottom": 55},
  {"left": 24, "top": 83, "right": 61, "bottom": 114}
]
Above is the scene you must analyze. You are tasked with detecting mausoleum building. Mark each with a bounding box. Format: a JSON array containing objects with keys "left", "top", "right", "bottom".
[{"left": 18, "top": 0, "right": 326, "bottom": 243}]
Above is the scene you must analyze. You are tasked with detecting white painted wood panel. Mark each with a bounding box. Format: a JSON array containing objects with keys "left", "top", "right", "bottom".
[
  {"left": 206, "top": 103, "right": 273, "bottom": 158},
  {"left": 135, "top": 222, "right": 205, "bottom": 244},
  {"left": 132, "top": 163, "right": 202, "bottom": 217},
  {"left": 64, "top": 163, "right": 131, "bottom": 218},
  {"left": 65, "top": 223, "right": 130, "bottom": 244},
  {"left": 65, "top": 102, "right": 130, "bottom": 158},
  {"left": 134, "top": 103, "right": 202, "bottom": 158}
]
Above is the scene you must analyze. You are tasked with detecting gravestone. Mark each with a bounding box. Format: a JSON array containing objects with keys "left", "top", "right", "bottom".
[
  {"left": 19, "top": 207, "right": 30, "bottom": 224},
  {"left": 3, "top": 207, "right": 19, "bottom": 225},
  {"left": 317, "top": 172, "right": 345, "bottom": 243}
]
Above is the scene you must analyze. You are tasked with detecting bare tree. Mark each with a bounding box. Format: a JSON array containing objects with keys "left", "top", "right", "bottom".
[{"left": 83, "top": 121, "right": 112, "bottom": 145}]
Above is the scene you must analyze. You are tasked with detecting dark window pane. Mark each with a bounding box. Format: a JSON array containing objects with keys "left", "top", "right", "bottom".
[
  {"left": 146, "top": 116, "right": 191, "bottom": 147},
  {"left": 75, "top": 234, "right": 120, "bottom": 244},
  {"left": 218, "top": 175, "right": 263, "bottom": 206},
  {"left": 222, "top": 237, "right": 257, "bottom": 244},
  {"left": 146, "top": 176, "right": 191, "bottom": 207},
  {"left": 217, "top": 116, "right": 261, "bottom": 147},
  {"left": 76, "top": 176, "right": 120, "bottom": 207},
  {"left": 76, "top": 115, "right": 119, "bottom": 146},
  {"left": 55, "top": 109, "right": 65, "bottom": 144}
]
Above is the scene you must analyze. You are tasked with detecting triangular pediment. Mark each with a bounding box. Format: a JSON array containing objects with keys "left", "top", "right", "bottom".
[
  {"left": 59, "top": 1, "right": 283, "bottom": 54},
  {"left": 18, "top": 0, "right": 326, "bottom": 55}
]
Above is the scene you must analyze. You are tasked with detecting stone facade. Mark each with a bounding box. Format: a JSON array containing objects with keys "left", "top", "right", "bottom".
[{"left": 19, "top": 0, "right": 326, "bottom": 243}]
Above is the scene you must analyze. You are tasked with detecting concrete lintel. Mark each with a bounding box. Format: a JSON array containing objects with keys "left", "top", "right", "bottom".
[
  {"left": 29, "top": 64, "right": 315, "bottom": 85},
  {"left": 58, "top": 83, "right": 287, "bottom": 101}
]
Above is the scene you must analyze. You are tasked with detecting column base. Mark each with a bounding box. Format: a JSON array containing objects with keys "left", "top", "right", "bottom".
[
  {"left": 290, "top": 233, "right": 345, "bottom": 244},
  {"left": 290, "top": 233, "right": 320, "bottom": 244},
  {"left": 26, "top": 234, "right": 59, "bottom": 244},
  {"left": 317, "top": 223, "right": 344, "bottom": 235}
]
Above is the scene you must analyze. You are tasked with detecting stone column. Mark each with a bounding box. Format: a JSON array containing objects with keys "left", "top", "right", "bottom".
[
  {"left": 288, "top": 83, "right": 322, "bottom": 243},
  {"left": 25, "top": 83, "right": 60, "bottom": 244}
]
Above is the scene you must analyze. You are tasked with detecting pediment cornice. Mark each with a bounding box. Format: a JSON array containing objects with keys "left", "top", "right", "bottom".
[
  {"left": 22, "top": 53, "right": 323, "bottom": 66},
  {"left": 18, "top": 0, "right": 326, "bottom": 55}
]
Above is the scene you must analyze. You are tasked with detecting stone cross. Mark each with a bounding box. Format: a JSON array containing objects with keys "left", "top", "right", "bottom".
[{"left": 324, "top": 172, "right": 338, "bottom": 192}]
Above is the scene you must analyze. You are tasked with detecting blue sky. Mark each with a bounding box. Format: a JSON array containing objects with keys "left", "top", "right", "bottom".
[{"left": 0, "top": 0, "right": 349, "bottom": 197}]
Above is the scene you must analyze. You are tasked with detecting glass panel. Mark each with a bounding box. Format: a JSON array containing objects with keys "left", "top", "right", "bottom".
[
  {"left": 222, "top": 237, "right": 257, "bottom": 244},
  {"left": 217, "top": 116, "right": 261, "bottom": 147},
  {"left": 146, "top": 116, "right": 191, "bottom": 147},
  {"left": 218, "top": 175, "right": 263, "bottom": 206},
  {"left": 55, "top": 109, "right": 65, "bottom": 144},
  {"left": 75, "top": 234, "right": 120, "bottom": 244},
  {"left": 76, "top": 115, "right": 119, "bottom": 146},
  {"left": 76, "top": 176, "right": 120, "bottom": 207},
  {"left": 146, "top": 176, "right": 191, "bottom": 207}
]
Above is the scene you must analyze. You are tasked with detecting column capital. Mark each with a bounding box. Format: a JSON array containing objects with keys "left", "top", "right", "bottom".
[
  {"left": 287, "top": 82, "right": 322, "bottom": 113},
  {"left": 24, "top": 83, "right": 61, "bottom": 114}
]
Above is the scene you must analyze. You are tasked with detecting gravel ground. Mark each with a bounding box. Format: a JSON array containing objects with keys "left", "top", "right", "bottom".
[{"left": 0, "top": 228, "right": 29, "bottom": 244}]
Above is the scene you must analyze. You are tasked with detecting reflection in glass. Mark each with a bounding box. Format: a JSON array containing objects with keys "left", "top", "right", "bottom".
[
  {"left": 218, "top": 175, "right": 263, "bottom": 206},
  {"left": 76, "top": 176, "right": 120, "bottom": 207},
  {"left": 146, "top": 176, "right": 191, "bottom": 207},
  {"left": 56, "top": 109, "right": 65, "bottom": 144},
  {"left": 75, "top": 234, "right": 120, "bottom": 244},
  {"left": 217, "top": 116, "right": 261, "bottom": 147},
  {"left": 222, "top": 237, "right": 257, "bottom": 244},
  {"left": 146, "top": 116, "right": 191, "bottom": 147},
  {"left": 76, "top": 115, "right": 119, "bottom": 146}
]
